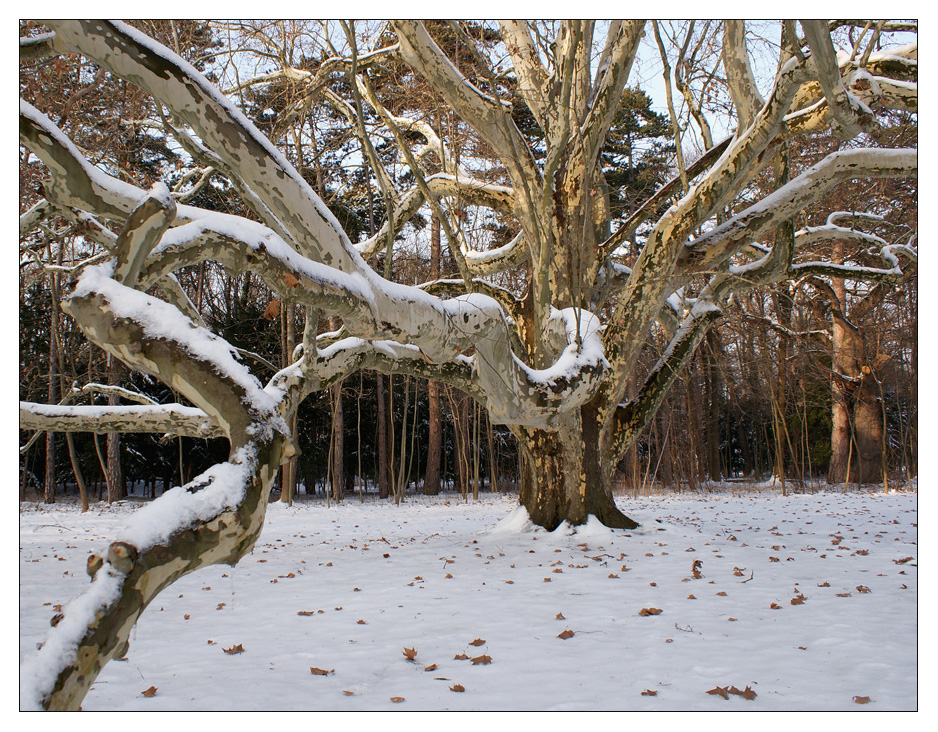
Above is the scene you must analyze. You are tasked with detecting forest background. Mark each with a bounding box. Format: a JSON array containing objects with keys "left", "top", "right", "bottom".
[{"left": 18, "top": 20, "right": 918, "bottom": 509}]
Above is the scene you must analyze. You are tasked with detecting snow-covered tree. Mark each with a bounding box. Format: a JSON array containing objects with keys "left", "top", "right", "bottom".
[{"left": 20, "top": 20, "right": 915, "bottom": 709}]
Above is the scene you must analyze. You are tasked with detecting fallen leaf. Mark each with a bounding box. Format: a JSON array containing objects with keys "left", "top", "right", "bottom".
[
  {"left": 769, "top": 557, "right": 780, "bottom": 563},
  {"left": 470, "top": 654, "right": 492, "bottom": 665},
  {"left": 769, "top": 603, "right": 781, "bottom": 610},
  {"left": 141, "top": 686, "right": 158, "bottom": 698},
  {"left": 894, "top": 556, "right": 914, "bottom": 564},
  {"left": 817, "top": 581, "right": 830, "bottom": 587},
  {"left": 469, "top": 638, "right": 486, "bottom": 646},
  {"left": 390, "top": 697, "right": 405, "bottom": 703},
  {"left": 342, "top": 690, "right": 355, "bottom": 696},
  {"left": 555, "top": 612, "right": 565, "bottom": 620},
  {"left": 836, "top": 592, "right": 852, "bottom": 597},
  {"left": 297, "top": 610, "right": 315, "bottom": 616},
  {"left": 223, "top": 644, "right": 244, "bottom": 654},
  {"left": 216, "top": 603, "right": 225, "bottom": 610},
  {"left": 424, "top": 663, "right": 438, "bottom": 672},
  {"left": 608, "top": 573, "right": 620, "bottom": 578},
  {"left": 184, "top": 613, "right": 190, "bottom": 620},
  {"left": 856, "top": 585, "right": 872, "bottom": 593},
  {"left": 557, "top": 629, "right": 575, "bottom": 640},
  {"left": 729, "top": 685, "right": 757, "bottom": 700},
  {"left": 641, "top": 689, "right": 658, "bottom": 696},
  {"left": 357, "top": 619, "right": 367, "bottom": 625},
  {"left": 727, "top": 617, "right": 737, "bottom": 622},
  {"left": 403, "top": 647, "right": 418, "bottom": 661},
  {"left": 687, "top": 594, "right": 697, "bottom": 600},
  {"left": 450, "top": 684, "right": 466, "bottom": 692},
  {"left": 639, "top": 607, "right": 663, "bottom": 616},
  {"left": 454, "top": 653, "right": 469, "bottom": 660},
  {"left": 854, "top": 695, "right": 872, "bottom": 704},
  {"left": 707, "top": 686, "right": 730, "bottom": 700},
  {"left": 716, "top": 591, "right": 727, "bottom": 596},
  {"left": 310, "top": 667, "right": 334, "bottom": 676},
  {"left": 790, "top": 594, "right": 807, "bottom": 605}
]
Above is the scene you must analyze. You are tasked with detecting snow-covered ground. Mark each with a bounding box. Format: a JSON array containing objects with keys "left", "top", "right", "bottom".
[{"left": 19, "top": 489, "right": 917, "bottom": 711}]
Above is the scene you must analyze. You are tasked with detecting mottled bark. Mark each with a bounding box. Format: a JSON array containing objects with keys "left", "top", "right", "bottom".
[{"left": 516, "top": 405, "right": 638, "bottom": 531}]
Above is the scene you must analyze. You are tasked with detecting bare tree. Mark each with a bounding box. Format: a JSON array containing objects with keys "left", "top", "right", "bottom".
[{"left": 19, "top": 20, "right": 915, "bottom": 709}]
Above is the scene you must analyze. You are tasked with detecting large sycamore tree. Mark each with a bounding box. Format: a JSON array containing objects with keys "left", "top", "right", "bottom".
[{"left": 20, "top": 20, "right": 915, "bottom": 709}]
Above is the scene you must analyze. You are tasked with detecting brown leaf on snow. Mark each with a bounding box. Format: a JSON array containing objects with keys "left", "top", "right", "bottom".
[
  {"left": 470, "top": 654, "right": 492, "bottom": 665},
  {"left": 856, "top": 585, "right": 872, "bottom": 593},
  {"left": 557, "top": 629, "right": 575, "bottom": 640},
  {"left": 790, "top": 594, "right": 807, "bottom": 605},
  {"left": 342, "top": 690, "right": 355, "bottom": 696},
  {"left": 390, "top": 696, "right": 406, "bottom": 703},
  {"left": 223, "top": 643, "right": 245, "bottom": 654},
  {"left": 729, "top": 685, "right": 757, "bottom": 700},
  {"left": 641, "top": 689, "right": 658, "bottom": 696},
  {"left": 454, "top": 653, "right": 470, "bottom": 660},
  {"left": 469, "top": 638, "right": 486, "bottom": 646},
  {"left": 297, "top": 610, "right": 315, "bottom": 616},
  {"left": 687, "top": 594, "right": 697, "bottom": 600},
  {"left": 450, "top": 684, "right": 466, "bottom": 692},
  {"left": 716, "top": 591, "right": 727, "bottom": 596},
  {"left": 836, "top": 592, "right": 852, "bottom": 597},
  {"left": 769, "top": 603, "right": 781, "bottom": 610},
  {"left": 402, "top": 647, "right": 418, "bottom": 661},
  {"left": 853, "top": 695, "right": 872, "bottom": 704},
  {"left": 141, "top": 686, "right": 158, "bottom": 698},
  {"left": 707, "top": 686, "right": 730, "bottom": 699},
  {"left": 817, "top": 581, "right": 830, "bottom": 587},
  {"left": 310, "top": 667, "right": 334, "bottom": 676},
  {"left": 639, "top": 607, "right": 663, "bottom": 616},
  {"left": 357, "top": 619, "right": 367, "bottom": 624},
  {"left": 555, "top": 612, "right": 566, "bottom": 620},
  {"left": 424, "top": 663, "right": 438, "bottom": 672},
  {"left": 894, "top": 556, "right": 914, "bottom": 565}
]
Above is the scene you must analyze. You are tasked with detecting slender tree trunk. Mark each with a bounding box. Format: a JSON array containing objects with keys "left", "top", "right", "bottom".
[
  {"left": 376, "top": 374, "right": 389, "bottom": 499},
  {"left": 106, "top": 356, "right": 123, "bottom": 503},
  {"left": 281, "top": 301, "right": 296, "bottom": 505},
  {"left": 423, "top": 213, "right": 443, "bottom": 495},
  {"left": 44, "top": 281, "right": 57, "bottom": 504},
  {"left": 331, "top": 381, "right": 345, "bottom": 501}
]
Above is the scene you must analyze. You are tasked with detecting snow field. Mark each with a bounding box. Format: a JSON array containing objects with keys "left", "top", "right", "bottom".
[{"left": 19, "top": 490, "right": 917, "bottom": 711}]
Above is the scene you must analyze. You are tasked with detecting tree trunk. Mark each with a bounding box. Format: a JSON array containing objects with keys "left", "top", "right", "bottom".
[
  {"left": 376, "top": 373, "right": 389, "bottom": 499},
  {"left": 330, "top": 382, "right": 345, "bottom": 501},
  {"left": 423, "top": 212, "right": 442, "bottom": 495},
  {"left": 515, "top": 405, "right": 639, "bottom": 530},
  {"left": 106, "top": 356, "right": 123, "bottom": 503},
  {"left": 280, "top": 301, "right": 296, "bottom": 505},
  {"left": 44, "top": 303, "right": 57, "bottom": 504}
]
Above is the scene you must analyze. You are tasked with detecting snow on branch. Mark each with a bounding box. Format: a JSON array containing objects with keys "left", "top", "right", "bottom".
[
  {"left": 19, "top": 401, "right": 224, "bottom": 439},
  {"left": 684, "top": 147, "right": 917, "bottom": 271}
]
